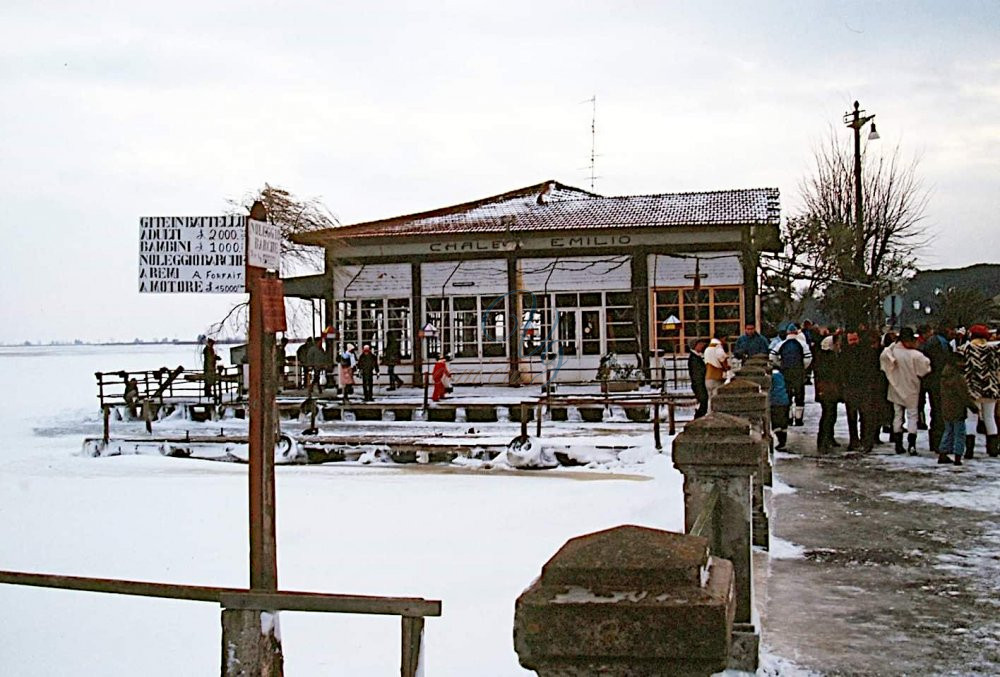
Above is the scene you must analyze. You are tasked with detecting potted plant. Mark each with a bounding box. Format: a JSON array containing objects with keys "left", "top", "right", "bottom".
[{"left": 597, "top": 353, "right": 641, "bottom": 393}]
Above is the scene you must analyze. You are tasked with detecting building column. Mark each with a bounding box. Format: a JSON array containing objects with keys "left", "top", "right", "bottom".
[
  {"left": 411, "top": 262, "right": 423, "bottom": 387},
  {"left": 507, "top": 255, "right": 521, "bottom": 386},
  {"left": 740, "top": 228, "right": 759, "bottom": 328},
  {"left": 631, "top": 252, "right": 651, "bottom": 381}
]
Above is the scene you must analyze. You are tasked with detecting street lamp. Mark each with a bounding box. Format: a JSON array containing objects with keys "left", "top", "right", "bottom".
[{"left": 844, "top": 100, "right": 879, "bottom": 320}]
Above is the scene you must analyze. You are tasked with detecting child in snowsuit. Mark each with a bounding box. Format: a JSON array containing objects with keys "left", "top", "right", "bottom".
[
  {"left": 938, "top": 357, "right": 978, "bottom": 465},
  {"left": 770, "top": 366, "right": 791, "bottom": 451}
]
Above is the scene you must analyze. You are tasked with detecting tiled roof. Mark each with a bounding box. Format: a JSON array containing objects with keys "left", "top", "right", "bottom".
[{"left": 293, "top": 180, "right": 780, "bottom": 245}]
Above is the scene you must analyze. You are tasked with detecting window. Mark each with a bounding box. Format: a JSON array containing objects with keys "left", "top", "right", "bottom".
[
  {"left": 424, "top": 295, "right": 509, "bottom": 359},
  {"left": 605, "top": 292, "right": 637, "bottom": 354},
  {"left": 453, "top": 296, "right": 478, "bottom": 358},
  {"left": 520, "top": 292, "right": 551, "bottom": 358},
  {"left": 653, "top": 286, "right": 744, "bottom": 354},
  {"left": 517, "top": 290, "right": 635, "bottom": 358},
  {"left": 336, "top": 298, "right": 412, "bottom": 356},
  {"left": 481, "top": 295, "right": 508, "bottom": 358}
]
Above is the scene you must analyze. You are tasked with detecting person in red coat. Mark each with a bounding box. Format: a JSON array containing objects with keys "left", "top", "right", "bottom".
[{"left": 431, "top": 354, "right": 452, "bottom": 402}]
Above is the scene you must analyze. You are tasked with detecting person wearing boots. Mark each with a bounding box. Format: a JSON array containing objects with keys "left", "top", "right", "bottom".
[
  {"left": 703, "top": 336, "right": 730, "bottom": 405},
  {"left": 938, "top": 355, "right": 978, "bottom": 465},
  {"left": 956, "top": 323, "right": 1000, "bottom": 458},
  {"left": 841, "top": 330, "right": 883, "bottom": 452},
  {"left": 687, "top": 339, "right": 710, "bottom": 419},
  {"left": 383, "top": 330, "right": 405, "bottom": 390},
  {"left": 920, "top": 324, "right": 953, "bottom": 452},
  {"left": 769, "top": 364, "right": 791, "bottom": 451},
  {"left": 356, "top": 344, "right": 380, "bottom": 402},
  {"left": 880, "top": 327, "right": 932, "bottom": 455},
  {"left": 770, "top": 323, "right": 813, "bottom": 426},
  {"left": 813, "top": 334, "right": 844, "bottom": 452}
]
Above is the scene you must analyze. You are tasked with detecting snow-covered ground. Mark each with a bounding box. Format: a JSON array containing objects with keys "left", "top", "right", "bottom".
[{"left": 0, "top": 345, "right": 695, "bottom": 675}]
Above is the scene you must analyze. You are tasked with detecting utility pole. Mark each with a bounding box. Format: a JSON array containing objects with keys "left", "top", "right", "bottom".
[{"left": 844, "top": 100, "right": 879, "bottom": 321}]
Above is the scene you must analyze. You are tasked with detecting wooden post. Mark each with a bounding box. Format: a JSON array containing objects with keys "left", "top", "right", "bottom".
[
  {"left": 102, "top": 405, "right": 111, "bottom": 444},
  {"left": 142, "top": 400, "right": 153, "bottom": 434},
  {"left": 520, "top": 403, "right": 528, "bottom": 438},
  {"left": 400, "top": 616, "right": 425, "bottom": 677},
  {"left": 668, "top": 401, "right": 677, "bottom": 435},
  {"left": 535, "top": 402, "right": 543, "bottom": 438},
  {"left": 653, "top": 401, "right": 661, "bottom": 450},
  {"left": 247, "top": 201, "right": 278, "bottom": 592}
]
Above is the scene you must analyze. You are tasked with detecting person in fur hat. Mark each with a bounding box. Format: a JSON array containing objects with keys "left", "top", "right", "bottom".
[{"left": 955, "top": 324, "right": 1000, "bottom": 458}]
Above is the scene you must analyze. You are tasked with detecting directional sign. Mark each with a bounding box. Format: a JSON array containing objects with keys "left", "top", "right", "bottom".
[
  {"left": 882, "top": 294, "right": 903, "bottom": 318},
  {"left": 139, "top": 216, "right": 246, "bottom": 293},
  {"left": 247, "top": 219, "right": 281, "bottom": 270}
]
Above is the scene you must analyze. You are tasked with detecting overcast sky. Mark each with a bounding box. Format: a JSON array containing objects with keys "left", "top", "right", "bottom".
[{"left": 1, "top": 1, "right": 997, "bottom": 344}]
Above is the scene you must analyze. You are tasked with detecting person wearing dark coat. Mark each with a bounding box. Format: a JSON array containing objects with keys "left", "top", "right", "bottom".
[
  {"left": 687, "top": 340, "right": 709, "bottom": 419},
  {"left": 356, "top": 344, "right": 380, "bottom": 402},
  {"left": 202, "top": 338, "right": 219, "bottom": 400},
  {"left": 733, "top": 324, "right": 770, "bottom": 362},
  {"left": 921, "top": 324, "right": 952, "bottom": 451},
  {"left": 938, "top": 357, "right": 978, "bottom": 465},
  {"left": 383, "top": 331, "right": 405, "bottom": 390},
  {"left": 841, "top": 330, "right": 884, "bottom": 452},
  {"left": 813, "top": 334, "right": 844, "bottom": 452}
]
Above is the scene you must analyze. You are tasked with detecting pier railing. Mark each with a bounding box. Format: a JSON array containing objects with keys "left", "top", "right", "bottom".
[
  {"left": 96, "top": 365, "right": 243, "bottom": 408},
  {"left": 0, "top": 569, "right": 440, "bottom": 677}
]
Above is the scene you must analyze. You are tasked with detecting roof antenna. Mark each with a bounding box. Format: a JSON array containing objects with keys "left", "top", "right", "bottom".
[{"left": 586, "top": 94, "right": 597, "bottom": 191}]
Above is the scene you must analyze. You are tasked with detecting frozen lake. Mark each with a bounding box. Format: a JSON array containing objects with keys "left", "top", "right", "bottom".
[{"left": 0, "top": 344, "right": 685, "bottom": 675}]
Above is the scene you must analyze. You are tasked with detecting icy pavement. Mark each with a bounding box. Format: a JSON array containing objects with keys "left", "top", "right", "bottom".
[{"left": 762, "top": 398, "right": 1000, "bottom": 676}]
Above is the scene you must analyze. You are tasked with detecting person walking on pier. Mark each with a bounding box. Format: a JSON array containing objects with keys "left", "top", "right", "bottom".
[
  {"left": 703, "top": 336, "right": 730, "bottom": 405},
  {"left": 202, "top": 338, "right": 218, "bottom": 401},
  {"left": 432, "top": 353, "right": 452, "bottom": 402},
  {"left": 338, "top": 344, "right": 357, "bottom": 403},
  {"left": 384, "top": 330, "right": 405, "bottom": 390},
  {"left": 357, "top": 344, "right": 380, "bottom": 402},
  {"left": 687, "top": 339, "right": 709, "bottom": 419},
  {"left": 880, "top": 327, "right": 931, "bottom": 455}
]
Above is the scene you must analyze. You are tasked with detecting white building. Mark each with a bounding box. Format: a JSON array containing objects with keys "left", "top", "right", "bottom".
[{"left": 287, "top": 180, "right": 780, "bottom": 386}]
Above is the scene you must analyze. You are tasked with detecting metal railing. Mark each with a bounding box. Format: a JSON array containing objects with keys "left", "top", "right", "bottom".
[{"left": 96, "top": 366, "right": 243, "bottom": 409}]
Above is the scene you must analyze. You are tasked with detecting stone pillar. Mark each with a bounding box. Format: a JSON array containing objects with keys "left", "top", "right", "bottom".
[
  {"left": 514, "top": 525, "right": 736, "bottom": 677},
  {"left": 673, "top": 412, "right": 763, "bottom": 671},
  {"left": 221, "top": 608, "right": 284, "bottom": 677},
  {"left": 710, "top": 379, "right": 771, "bottom": 548},
  {"left": 734, "top": 364, "right": 770, "bottom": 393}
]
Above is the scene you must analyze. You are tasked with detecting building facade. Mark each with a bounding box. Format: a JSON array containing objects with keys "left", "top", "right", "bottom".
[{"left": 288, "top": 180, "right": 781, "bottom": 386}]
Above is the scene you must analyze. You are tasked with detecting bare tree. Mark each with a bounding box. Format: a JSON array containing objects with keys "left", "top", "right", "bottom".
[
  {"left": 935, "top": 287, "right": 999, "bottom": 328},
  {"left": 205, "top": 185, "right": 338, "bottom": 339},
  {"left": 763, "top": 129, "right": 930, "bottom": 328}
]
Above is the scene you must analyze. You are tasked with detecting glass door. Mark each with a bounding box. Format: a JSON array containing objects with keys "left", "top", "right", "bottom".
[
  {"left": 556, "top": 309, "right": 578, "bottom": 357},
  {"left": 581, "top": 309, "right": 601, "bottom": 355}
]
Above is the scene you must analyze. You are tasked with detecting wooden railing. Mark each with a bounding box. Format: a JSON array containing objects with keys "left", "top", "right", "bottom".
[{"left": 0, "top": 569, "right": 440, "bottom": 677}]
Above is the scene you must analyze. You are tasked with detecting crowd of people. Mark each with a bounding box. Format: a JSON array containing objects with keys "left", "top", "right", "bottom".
[{"left": 688, "top": 321, "right": 1000, "bottom": 465}]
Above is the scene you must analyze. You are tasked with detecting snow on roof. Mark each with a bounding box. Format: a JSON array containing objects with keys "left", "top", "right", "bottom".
[{"left": 293, "top": 180, "right": 780, "bottom": 245}]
